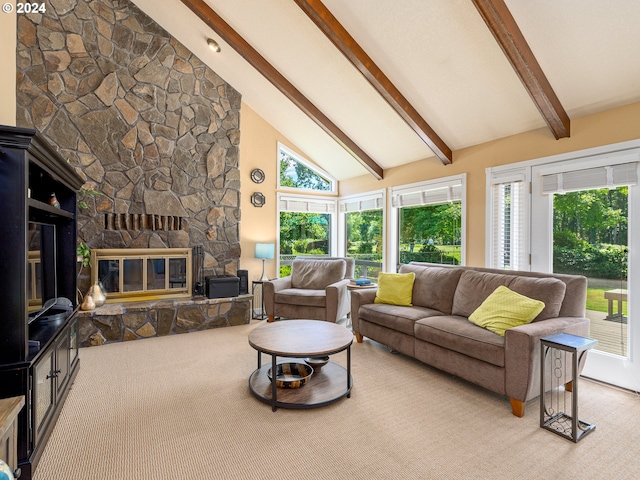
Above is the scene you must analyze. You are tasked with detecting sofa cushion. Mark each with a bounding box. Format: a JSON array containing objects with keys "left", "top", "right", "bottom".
[
  {"left": 399, "top": 264, "right": 463, "bottom": 314},
  {"left": 360, "top": 303, "right": 443, "bottom": 336},
  {"left": 508, "top": 276, "right": 566, "bottom": 321},
  {"left": 275, "top": 288, "right": 326, "bottom": 307},
  {"left": 415, "top": 315, "right": 505, "bottom": 367},
  {"left": 468, "top": 286, "right": 545, "bottom": 336},
  {"left": 291, "top": 259, "right": 346, "bottom": 289},
  {"left": 374, "top": 272, "right": 416, "bottom": 306},
  {"left": 452, "top": 270, "right": 566, "bottom": 321}
]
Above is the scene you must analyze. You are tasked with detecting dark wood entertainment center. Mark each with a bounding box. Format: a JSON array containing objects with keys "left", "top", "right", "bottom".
[{"left": 0, "top": 125, "right": 84, "bottom": 479}]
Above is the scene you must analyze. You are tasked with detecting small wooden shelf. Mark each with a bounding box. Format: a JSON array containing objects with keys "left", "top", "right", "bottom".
[
  {"left": 249, "top": 361, "right": 352, "bottom": 409},
  {"left": 28, "top": 198, "right": 74, "bottom": 219}
]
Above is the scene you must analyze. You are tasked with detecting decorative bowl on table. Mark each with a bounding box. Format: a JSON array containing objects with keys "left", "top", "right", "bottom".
[
  {"left": 304, "top": 356, "right": 330, "bottom": 372},
  {"left": 267, "top": 362, "right": 314, "bottom": 388}
]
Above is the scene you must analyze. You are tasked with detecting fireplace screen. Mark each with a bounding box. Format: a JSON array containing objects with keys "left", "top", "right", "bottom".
[{"left": 92, "top": 248, "right": 191, "bottom": 302}]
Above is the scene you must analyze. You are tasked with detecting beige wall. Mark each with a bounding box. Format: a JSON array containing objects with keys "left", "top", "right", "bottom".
[
  {"left": 239, "top": 103, "right": 323, "bottom": 282},
  {"left": 340, "top": 101, "right": 640, "bottom": 267},
  {"left": 1, "top": 12, "right": 16, "bottom": 126}
]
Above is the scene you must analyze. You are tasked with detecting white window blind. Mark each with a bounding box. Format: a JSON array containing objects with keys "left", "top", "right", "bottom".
[
  {"left": 542, "top": 162, "right": 638, "bottom": 194},
  {"left": 278, "top": 194, "right": 337, "bottom": 213},
  {"left": 339, "top": 191, "right": 384, "bottom": 213},
  {"left": 391, "top": 177, "right": 463, "bottom": 208},
  {"left": 488, "top": 169, "right": 528, "bottom": 270}
]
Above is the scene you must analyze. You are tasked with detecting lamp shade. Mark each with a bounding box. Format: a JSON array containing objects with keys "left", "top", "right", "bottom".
[{"left": 255, "top": 242, "right": 275, "bottom": 260}]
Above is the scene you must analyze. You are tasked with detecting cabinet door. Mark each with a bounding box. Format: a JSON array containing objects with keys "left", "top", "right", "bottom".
[
  {"left": 32, "top": 351, "right": 55, "bottom": 445},
  {"left": 69, "top": 317, "right": 79, "bottom": 368},
  {"left": 54, "top": 327, "right": 71, "bottom": 397}
]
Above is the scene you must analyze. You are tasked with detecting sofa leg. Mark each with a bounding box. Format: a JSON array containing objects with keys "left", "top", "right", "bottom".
[
  {"left": 267, "top": 315, "right": 275, "bottom": 323},
  {"left": 509, "top": 398, "right": 526, "bottom": 417},
  {"left": 354, "top": 332, "right": 363, "bottom": 343},
  {"left": 565, "top": 380, "right": 573, "bottom": 392}
]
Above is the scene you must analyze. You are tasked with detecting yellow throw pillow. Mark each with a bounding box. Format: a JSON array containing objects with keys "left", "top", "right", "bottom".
[
  {"left": 468, "top": 285, "right": 545, "bottom": 336},
  {"left": 374, "top": 272, "right": 415, "bottom": 306}
]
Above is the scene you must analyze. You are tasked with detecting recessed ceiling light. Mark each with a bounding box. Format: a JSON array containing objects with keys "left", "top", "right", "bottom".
[{"left": 207, "top": 38, "right": 221, "bottom": 53}]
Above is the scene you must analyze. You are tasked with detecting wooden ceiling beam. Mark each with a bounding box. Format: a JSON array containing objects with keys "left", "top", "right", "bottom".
[
  {"left": 180, "top": 0, "right": 383, "bottom": 180},
  {"left": 294, "top": 0, "right": 452, "bottom": 165},
  {"left": 472, "top": 0, "right": 570, "bottom": 139}
]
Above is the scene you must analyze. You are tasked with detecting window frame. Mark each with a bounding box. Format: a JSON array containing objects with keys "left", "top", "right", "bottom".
[
  {"left": 277, "top": 192, "right": 338, "bottom": 275},
  {"left": 338, "top": 189, "right": 386, "bottom": 279},
  {"left": 389, "top": 174, "right": 466, "bottom": 271},
  {"left": 485, "top": 167, "right": 531, "bottom": 271},
  {"left": 277, "top": 142, "right": 337, "bottom": 194}
]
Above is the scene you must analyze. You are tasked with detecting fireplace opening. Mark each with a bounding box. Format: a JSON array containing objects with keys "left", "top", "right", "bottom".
[{"left": 90, "top": 248, "right": 192, "bottom": 302}]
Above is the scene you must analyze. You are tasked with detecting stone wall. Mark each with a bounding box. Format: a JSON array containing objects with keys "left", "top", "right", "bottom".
[
  {"left": 16, "top": 0, "right": 242, "bottom": 290},
  {"left": 77, "top": 295, "right": 253, "bottom": 347}
]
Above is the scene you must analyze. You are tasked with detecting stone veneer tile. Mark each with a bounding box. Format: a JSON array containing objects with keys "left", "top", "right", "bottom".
[
  {"left": 16, "top": 0, "right": 241, "bottom": 278},
  {"left": 77, "top": 296, "right": 252, "bottom": 347}
]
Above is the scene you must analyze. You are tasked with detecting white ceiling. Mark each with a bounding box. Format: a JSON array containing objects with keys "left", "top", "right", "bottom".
[{"left": 131, "top": 0, "right": 640, "bottom": 181}]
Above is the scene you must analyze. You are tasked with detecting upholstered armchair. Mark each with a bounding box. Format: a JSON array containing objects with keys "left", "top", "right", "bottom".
[{"left": 263, "top": 257, "right": 355, "bottom": 323}]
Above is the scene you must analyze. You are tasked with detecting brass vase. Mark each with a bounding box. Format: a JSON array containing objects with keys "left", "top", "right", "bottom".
[
  {"left": 89, "top": 282, "right": 106, "bottom": 307},
  {"left": 81, "top": 294, "right": 95, "bottom": 311}
]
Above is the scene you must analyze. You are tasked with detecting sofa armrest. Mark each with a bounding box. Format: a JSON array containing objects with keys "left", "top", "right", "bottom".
[
  {"left": 350, "top": 288, "right": 378, "bottom": 336},
  {"left": 325, "top": 278, "right": 351, "bottom": 323},
  {"left": 505, "top": 316, "right": 591, "bottom": 403},
  {"left": 263, "top": 276, "right": 292, "bottom": 316}
]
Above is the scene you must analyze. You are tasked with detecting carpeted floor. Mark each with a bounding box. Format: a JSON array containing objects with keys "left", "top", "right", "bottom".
[{"left": 33, "top": 321, "right": 640, "bottom": 479}]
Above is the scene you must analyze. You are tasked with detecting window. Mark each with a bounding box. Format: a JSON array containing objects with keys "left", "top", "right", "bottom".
[
  {"left": 278, "top": 143, "right": 336, "bottom": 193},
  {"left": 339, "top": 191, "right": 385, "bottom": 280},
  {"left": 390, "top": 175, "right": 465, "bottom": 268},
  {"left": 486, "top": 168, "right": 529, "bottom": 270},
  {"left": 90, "top": 248, "right": 191, "bottom": 302},
  {"left": 278, "top": 193, "right": 337, "bottom": 277}
]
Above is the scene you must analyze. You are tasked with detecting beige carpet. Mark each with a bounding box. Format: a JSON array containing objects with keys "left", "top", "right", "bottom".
[{"left": 34, "top": 321, "right": 640, "bottom": 479}]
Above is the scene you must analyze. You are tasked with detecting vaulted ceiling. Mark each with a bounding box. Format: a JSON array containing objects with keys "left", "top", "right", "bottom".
[{"left": 131, "top": 0, "right": 640, "bottom": 181}]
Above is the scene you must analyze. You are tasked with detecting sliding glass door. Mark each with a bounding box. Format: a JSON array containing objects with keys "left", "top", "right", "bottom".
[
  {"left": 531, "top": 156, "right": 639, "bottom": 390},
  {"left": 553, "top": 187, "right": 628, "bottom": 356}
]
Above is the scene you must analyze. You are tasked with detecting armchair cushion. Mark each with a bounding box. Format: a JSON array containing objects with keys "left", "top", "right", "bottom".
[
  {"left": 291, "top": 258, "right": 346, "bottom": 289},
  {"left": 275, "top": 288, "right": 326, "bottom": 307}
]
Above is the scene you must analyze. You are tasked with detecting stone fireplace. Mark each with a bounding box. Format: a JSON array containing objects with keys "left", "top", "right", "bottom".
[{"left": 16, "top": 0, "right": 248, "bottom": 345}]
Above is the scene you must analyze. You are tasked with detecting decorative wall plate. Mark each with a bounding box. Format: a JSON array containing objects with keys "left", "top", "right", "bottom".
[
  {"left": 251, "top": 192, "right": 266, "bottom": 207},
  {"left": 251, "top": 168, "right": 265, "bottom": 184}
]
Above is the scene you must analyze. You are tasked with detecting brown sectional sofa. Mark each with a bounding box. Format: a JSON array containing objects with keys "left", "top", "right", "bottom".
[{"left": 350, "top": 262, "right": 590, "bottom": 417}]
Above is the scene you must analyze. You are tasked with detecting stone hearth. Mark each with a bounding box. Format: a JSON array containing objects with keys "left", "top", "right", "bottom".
[{"left": 77, "top": 294, "right": 253, "bottom": 347}]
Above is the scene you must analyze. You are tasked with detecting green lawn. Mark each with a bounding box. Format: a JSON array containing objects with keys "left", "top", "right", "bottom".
[{"left": 587, "top": 288, "right": 628, "bottom": 315}]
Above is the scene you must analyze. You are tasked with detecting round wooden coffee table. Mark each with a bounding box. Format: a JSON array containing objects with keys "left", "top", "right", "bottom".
[{"left": 248, "top": 320, "right": 353, "bottom": 411}]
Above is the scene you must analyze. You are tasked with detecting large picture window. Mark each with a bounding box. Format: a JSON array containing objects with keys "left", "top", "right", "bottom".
[
  {"left": 278, "top": 193, "right": 337, "bottom": 277},
  {"left": 390, "top": 175, "right": 465, "bottom": 268}
]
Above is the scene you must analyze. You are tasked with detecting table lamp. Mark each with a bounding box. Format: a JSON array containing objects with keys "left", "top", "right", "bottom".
[{"left": 255, "top": 242, "right": 275, "bottom": 282}]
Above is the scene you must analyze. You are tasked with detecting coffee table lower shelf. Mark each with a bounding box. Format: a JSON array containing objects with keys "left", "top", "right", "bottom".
[{"left": 249, "top": 360, "right": 352, "bottom": 410}]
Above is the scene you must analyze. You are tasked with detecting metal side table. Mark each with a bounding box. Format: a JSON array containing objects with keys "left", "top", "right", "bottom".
[
  {"left": 540, "top": 333, "right": 597, "bottom": 442},
  {"left": 252, "top": 280, "right": 266, "bottom": 320}
]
